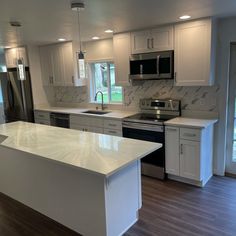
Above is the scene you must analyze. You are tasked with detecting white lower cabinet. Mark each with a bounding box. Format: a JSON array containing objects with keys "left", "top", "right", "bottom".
[
  {"left": 70, "top": 115, "right": 123, "bottom": 136},
  {"left": 165, "top": 127, "right": 180, "bottom": 176},
  {"left": 165, "top": 125, "right": 213, "bottom": 187},
  {"left": 179, "top": 139, "right": 200, "bottom": 181},
  {"left": 34, "top": 111, "right": 51, "bottom": 126}
]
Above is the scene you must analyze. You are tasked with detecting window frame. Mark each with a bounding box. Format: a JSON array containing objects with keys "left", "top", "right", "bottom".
[{"left": 88, "top": 60, "right": 123, "bottom": 104}]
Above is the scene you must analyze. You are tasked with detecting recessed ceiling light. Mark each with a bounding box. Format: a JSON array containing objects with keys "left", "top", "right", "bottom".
[
  {"left": 92, "top": 36, "right": 100, "bottom": 40},
  {"left": 179, "top": 15, "right": 191, "bottom": 20},
  {"left": 58, "top": 38, "right": 66, "bottom": 41},
  {"left": 104, "top": 29, "right": 113, "bottom": 33},
  {"left": 4, "top": 46, "right": 11, "bottom": 49}
]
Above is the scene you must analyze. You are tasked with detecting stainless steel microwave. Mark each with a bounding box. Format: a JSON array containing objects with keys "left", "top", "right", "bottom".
[{"left": 129, "top": 51, "right": 174, "bottom": 80}]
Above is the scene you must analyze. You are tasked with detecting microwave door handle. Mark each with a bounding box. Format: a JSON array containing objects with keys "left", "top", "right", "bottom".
[{"left": 157, "top": 55, "right": 160, "bottom": 76}]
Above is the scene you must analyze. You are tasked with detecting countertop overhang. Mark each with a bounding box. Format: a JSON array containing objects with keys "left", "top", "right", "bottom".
[{"left": 0, "top": 122, "right": 162, "bottom": 177}]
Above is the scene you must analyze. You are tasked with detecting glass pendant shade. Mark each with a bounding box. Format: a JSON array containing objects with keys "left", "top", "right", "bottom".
[
  {"left": 16, "top": 58, "right": 26, "bottom": 80},
  {"left": 77, "top": 51, "right": 86, "bottom": 79}
]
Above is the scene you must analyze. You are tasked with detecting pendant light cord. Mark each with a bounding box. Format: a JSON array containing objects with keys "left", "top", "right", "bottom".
[{"left": 77, "top": 9, "right": 82, "bottom": 52}]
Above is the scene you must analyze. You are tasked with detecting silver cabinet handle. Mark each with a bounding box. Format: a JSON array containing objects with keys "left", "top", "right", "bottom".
[
  {"left": 49, "top": 76, "right": 54, "bottom": 84},
  {"left": 157, "top": 55, "right": 160, "bottom": 76},
  {"left": 147, "top": 38, "right": 150, "bottom": 49},
  {"left": 108, "top": 124, "right": 117, "bottom": 127},
  {"left": 140, "top": 64, "right": 143, "bottom": 74},
  {"left": 180, "top": 144, "right": 183, "bottom": 155},
  {"left": 72, "top": 76, "right": 74, "bottom": 84},
  {"left": 166, "top": 127, "right": 177, "bottom": 132},
  {"left": 151, "top": 38, "right": 154, "bottom": 48},
  {"left": 184, "top": 133, "right": 196, "bottom": 137},
  {"left": 174, "top": 72, "right": 177, "bottom": 84}
]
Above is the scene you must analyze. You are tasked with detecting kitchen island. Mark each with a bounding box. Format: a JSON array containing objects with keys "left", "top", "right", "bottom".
[{"left": 0, "top": 122, "right": 161, "bottom": 236}]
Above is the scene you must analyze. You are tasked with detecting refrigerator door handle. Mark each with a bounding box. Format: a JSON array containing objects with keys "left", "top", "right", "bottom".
[{"left": 7, "top": 80, "right": 15, "bottom": 109}]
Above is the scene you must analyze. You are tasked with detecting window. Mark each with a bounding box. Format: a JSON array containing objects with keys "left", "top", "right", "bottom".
[{"left": 89, "top": 62, "right": 123, "bottom": 104}]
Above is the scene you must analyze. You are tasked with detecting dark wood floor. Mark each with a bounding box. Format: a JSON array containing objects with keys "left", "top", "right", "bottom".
[{"left": 0, "top": 176, "right": 236, "bottom": 236}]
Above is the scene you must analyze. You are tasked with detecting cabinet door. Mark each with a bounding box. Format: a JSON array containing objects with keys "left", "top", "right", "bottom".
[
  {"left": 113, "top": 33, "right": 131, "bottom": 86},
  {"left": 89, "top": 127, "right": 104, "bottom": 134},
  {"left": 131, "top": 30, "right": 150, "bottom": 54},
  {"left": 51, "top": 44, "right": 65, "bottom": 86},
  {"left": 5, "top": 47, "right": 28, "bottom": 68},
  {"left": 165, "top": 126, "right": 180, "bottom": 175},
  {"left": 180, "top": 140, "right": 201, "bottom": 181},
  {"left": 39, "top": 46, "right": 54, "bottom": 86},
  {"left": 174, "top": 19, "right": 213, "bottom": 86},
  {"left": 61, "top": 42, "right": 74, "bottom": 86},
  {"left": 151, "top": 26, "right": 174, "bottom": 51}
]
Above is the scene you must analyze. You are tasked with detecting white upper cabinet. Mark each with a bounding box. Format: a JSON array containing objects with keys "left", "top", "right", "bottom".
[
  {"left": 174, "top": 19, "right": 216, "bottom": 86},
  {"left": 5, "top": 47, "right": 29, "bottom": 68},
  {"left": 131, "top": 26, "right": 174, "bottom": 54},
  {"left": 39, "top": 45, "right": 53, "bottom": 86},
  {"left": 39, "top": 42, "right": 84, "bottom": 87},
  {"left": 113, "top": 33, "right": 131, "bottom": 86}
]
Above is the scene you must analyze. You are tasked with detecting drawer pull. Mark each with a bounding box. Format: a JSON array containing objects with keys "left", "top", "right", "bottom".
[
  {"left": 184, "top": 133, "right": 196, "bottom": 137},
  {"left": 166, "top": 127, "right": 177, "bottom": 132},
  {"left": 108, "top": 124, "right": 117, "bottom": 127}
]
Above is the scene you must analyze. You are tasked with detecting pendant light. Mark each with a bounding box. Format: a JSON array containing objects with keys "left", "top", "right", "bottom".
[
  {"left": 10, "top": 21, "right": 26, "bottom": 81},
  {"left": 71, "top": 2, "right": 86, "bottom": 79}
]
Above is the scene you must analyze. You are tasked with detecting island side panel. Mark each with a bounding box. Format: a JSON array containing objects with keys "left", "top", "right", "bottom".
[
  {"left": 0, "top": 146, "right": 107, "bottom": 236},
  {"left": 105, "top": 160, "right": 141, "bottom": 236}
]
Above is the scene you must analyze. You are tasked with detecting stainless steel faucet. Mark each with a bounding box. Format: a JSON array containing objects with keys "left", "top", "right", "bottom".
[{"left": 95, "top": 91, "right": 105, "bottom": 110}]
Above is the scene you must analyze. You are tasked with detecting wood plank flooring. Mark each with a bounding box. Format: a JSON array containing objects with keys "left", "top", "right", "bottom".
[{"left": 0, "top": 176, "right": 236, "bottom": 236}]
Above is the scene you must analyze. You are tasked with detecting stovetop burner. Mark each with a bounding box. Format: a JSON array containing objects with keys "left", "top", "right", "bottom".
[{"left": 123, "top": 98, "right": 181, "bottom": 125}]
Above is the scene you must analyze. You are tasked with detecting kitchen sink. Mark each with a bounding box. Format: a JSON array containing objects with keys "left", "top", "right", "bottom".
[{"left": 82, "top": 110, "right": 111, "bottom": 115}]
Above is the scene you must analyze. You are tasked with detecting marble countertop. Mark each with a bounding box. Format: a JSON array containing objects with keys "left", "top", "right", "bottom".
[
  {"left": 34, "top": 106, "right": 137, "bottom": 120},
  {"left": 164, "top": 117, "right": 218, "bottom": 129},
  {"left": 0, "top": 122, "right": 161, "bottom": 177}
]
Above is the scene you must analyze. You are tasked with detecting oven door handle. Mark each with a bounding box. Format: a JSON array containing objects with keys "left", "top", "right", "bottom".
[{"left": 122, "top": 122, "right": 164, "bottom": 132}]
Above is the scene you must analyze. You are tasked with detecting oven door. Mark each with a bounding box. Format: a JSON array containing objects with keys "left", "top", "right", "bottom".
[{"left": 122, "top": 122, "right": 165, "bottom": 167}]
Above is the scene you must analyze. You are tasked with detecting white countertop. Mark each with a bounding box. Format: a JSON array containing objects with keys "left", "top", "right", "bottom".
[
  {"left": 0, "top": 122, "right": 161, "bottom": 177},
  {"left": 34, "top": 106, "right": 137, "bottom": 120},
  {"left": 164, "top": 117, "right": 218, "bottom": 129}
]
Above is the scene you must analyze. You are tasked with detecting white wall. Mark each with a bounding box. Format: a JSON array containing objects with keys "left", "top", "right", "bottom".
[
  {"left": 26, "top": 45, "right": 54, "bottom": 107},
  {"left": 213, "top": 17, "right": 236, "bottom": 175}
]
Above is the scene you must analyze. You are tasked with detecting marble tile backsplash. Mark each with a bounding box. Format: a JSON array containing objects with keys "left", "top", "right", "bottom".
[
  {"left": 123, "top": 80, "right": 219, "bottom": 112},
  {"left": 54, "top": 86, "right": 88, "bottom": 106},
  {"left": 54, "top": 80, "right": 219, "bottom": 113}
]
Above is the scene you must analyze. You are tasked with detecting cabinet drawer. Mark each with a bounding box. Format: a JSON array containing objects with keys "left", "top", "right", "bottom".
[
  {"left": 70, "top": 115, "right": 88, "bottom": 125},
  {"left": 34, "top": 111, "right": 50, "bottom": 121},
  {"left": 70, "top": 115, "right": 104, "bottom": 127},
  {"left": 35, "top": 118, "right": 51, "bottom": 126},
  {"left": 104, "top": 119, "right": 122, "bottom": 130},
  {"left": 104, "top": 128, "right": 122, "bottom": 137},
  {"left": 180, "top": 128, "right": 201, "bottom": 141},
  {"left": 70, "top": 123, "right": 87, "bottom": 131}
]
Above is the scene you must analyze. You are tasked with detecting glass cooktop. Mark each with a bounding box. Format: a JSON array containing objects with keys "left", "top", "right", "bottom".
[{"left": 124, "top": 113, "right": 177, "bottom": 124}]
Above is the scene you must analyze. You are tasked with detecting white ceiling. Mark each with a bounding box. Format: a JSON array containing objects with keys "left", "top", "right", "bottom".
[{"left": 0, "top": 0, "right": 236, "bottom": 47}]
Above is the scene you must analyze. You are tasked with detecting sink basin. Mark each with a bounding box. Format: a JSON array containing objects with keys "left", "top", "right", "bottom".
[{"left": 82, "top": 110, "right": 111, "bottom": 115}]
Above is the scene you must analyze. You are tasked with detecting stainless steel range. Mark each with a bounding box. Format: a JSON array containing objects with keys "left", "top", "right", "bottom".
[{"left": 122, "top": 98, "right": 181, "bottom": 179}]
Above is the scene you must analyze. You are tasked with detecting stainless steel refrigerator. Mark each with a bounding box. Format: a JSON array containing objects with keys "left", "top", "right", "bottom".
[{"left": 0, "top": 67, "right": 34, "bottom": 123}]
